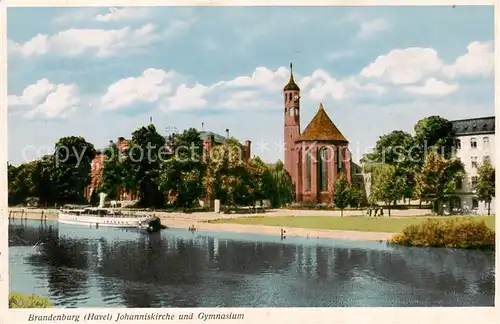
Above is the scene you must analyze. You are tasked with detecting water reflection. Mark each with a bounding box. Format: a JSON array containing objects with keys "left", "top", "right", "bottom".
[{"left": 9, "top": 220, "right": 495, "bottom": 307}]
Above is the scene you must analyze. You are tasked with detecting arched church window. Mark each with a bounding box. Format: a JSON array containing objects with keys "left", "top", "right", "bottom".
[
  {"left": 305, "top": 151, "right": 312, "bottom": 191},
  {"left": 290, "top": 108, "right": 294, "bottom": 117},
  {"left": 318, "top": 147, "right": 329, "bottom": 192},
  {"left": 337, "top": 147, "right": 343, "bottom": 171}
]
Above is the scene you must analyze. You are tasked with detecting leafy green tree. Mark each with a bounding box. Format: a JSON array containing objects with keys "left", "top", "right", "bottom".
[
  {"left": 414, "top": 150, "right": 464, "bottom": 215},
  {"left": 263, "top": 160, "right": 294, "bottom": 208},
  {"left": 100, "top": 142, "right": 125, "bottom": 200},
  {"left": 51, "top": 136, "right": 96, "bottom": 204},
  {"left": 122, "top": 124, "right": 166, "bottom": 207},
  {"left": 414, "top": 116, "right": 455, "bottom": 160},
  {"left": 333, "top": 176, "right": 351, "bottom": 217},
  {"left": 476, "top": 160, "right": 495, "bottom": 215},
  {"left": 8, "top": 163, "right": 33, "bottom": 205},
  {"left": 370, "top": 164, "right": 406, "bottom": 216},
  {"left": 159, "top": 157, "right": 205, "bottom": 208},
  {"left": 31, "top": 156, "right": 57, "bottom": 206},
  {"left": 158, "top": 128, "right": 206, "bottom": 208},
  {"left": 203, "top": 138, "right": 253, "bottom": 207},
  {"left": 362, "top": 131, "right": 417, "bottom": 203}
]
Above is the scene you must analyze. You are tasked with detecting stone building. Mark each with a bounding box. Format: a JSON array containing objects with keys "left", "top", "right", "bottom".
[
  {"left": 283, "top": 64, "right": 352, "bottom": 203},
  {"left": 449, "top": 116, "right": 495, "bottom": 214}
]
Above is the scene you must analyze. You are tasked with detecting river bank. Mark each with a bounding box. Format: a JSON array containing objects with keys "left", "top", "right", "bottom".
[{"left": 8, "top": 208, "right": 395, "bottom": 241}]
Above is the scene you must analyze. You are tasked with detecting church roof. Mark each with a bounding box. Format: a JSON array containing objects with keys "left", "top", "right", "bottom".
[
  {"left": 283, "top": 63, "right": 300, "bottom": 91},
  {"left": 296, "top": 103, "right": 348, "bottom": 143}
]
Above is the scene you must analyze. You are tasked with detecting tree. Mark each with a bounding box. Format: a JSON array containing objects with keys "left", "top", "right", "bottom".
[
  {"left": 333, "top": 176, "right": 351, "bottom": 217},
  {"left": 476, "top": 160, "right": 495, "bottom": 215},
  {"left": 362, "top": 131, "right": 418, "bottom": 203},
  {"left": 159, "top": 157, "right": 205, "bottom": 208},
  {"left": 122, "top": 124, "right": 166, "bottom": 207},
  {"left": 264, "top": 160, "right": 294, "bottom": 208},
  {"left": 203, "top": 138, "right": 253, "bottom": 207},
  {"left": 414, "top": 150, "right": 464, "bottom": 215},
  {"left": 370, "top": 164, "right": 406, "bottom": 216},
  {"left": 158, "top": 128, "right": 206, "bottom": 208},
  {"left": 51, "top": 136, "right": 96, "bottom": 204},
  {"left": 414, "top": 116, "right": 455, "bottom": 160},
  {"left": 100, "top": 142, "right": 125, "bottom": 200},
  {"left": 31, "top": 156, "right": 57, "bottom": 206}
]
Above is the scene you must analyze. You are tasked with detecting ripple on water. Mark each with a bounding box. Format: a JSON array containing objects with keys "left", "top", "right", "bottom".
[{"left": 8, "top": 220, "right": 495, "bottom": 307}]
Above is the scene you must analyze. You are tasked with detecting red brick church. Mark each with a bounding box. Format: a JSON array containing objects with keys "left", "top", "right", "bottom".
[{"left": 283, "top": 64, "right": 352, "bottom": 203}]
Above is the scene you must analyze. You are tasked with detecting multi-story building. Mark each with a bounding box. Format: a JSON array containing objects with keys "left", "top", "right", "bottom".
[{"left": 449, "top": 116, "right": 495, "bottom": 214}]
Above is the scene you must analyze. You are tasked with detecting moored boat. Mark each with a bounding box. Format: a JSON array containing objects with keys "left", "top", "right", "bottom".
[{"left": 58, "top": 207, "right": 158, "bottom": 229}]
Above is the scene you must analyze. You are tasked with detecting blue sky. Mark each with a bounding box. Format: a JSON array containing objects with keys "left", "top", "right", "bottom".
[{"left": 7, "top": 6, "right": 494, "bottom": 165}]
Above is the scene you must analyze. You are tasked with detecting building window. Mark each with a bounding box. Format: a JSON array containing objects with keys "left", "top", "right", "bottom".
[
  {"left": 318, "top": 147, "right": 329, "bottom": 192},
  {"left": 305, "top": 151, "right": 312, "bottom": 191},
  {"left": 456, "top": 177, "right": 462, "bottom": 190},
  {"left": 337, "top": 147, "right": 343, "bottom": 171},
  {"left": 483, "top": 136, "right": 490, "bottom": 148},
  {"left": 472, "top": 199, "right": 479, "bottom": 209},
  {"left": 484, "top": 156, "right": 491, "bottom": 163},
  {"left": 289, "top": 108, "right": 294, "bottom": 117},
  {"left": 470, "top": 138, "right": 477, "bottom": 148},
  {"left": 471, "top": 176, "right": 478, "bottom": 189},
  {"left": 471, "top": 156, "right": 478, "bottom": 168},
  {"left": 455, "top": 139, "right": 461, "bottom": 150}
]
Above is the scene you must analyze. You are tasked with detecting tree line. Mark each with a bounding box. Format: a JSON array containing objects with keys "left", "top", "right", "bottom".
[
  {"left": 8, "top": 125, "right": 295, "bottom": 209},
  {"left": 362, "top": 116, "right": 495, "bottom": 215}
]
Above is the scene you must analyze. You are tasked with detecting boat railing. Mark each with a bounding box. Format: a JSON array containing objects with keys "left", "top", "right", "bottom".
[{"left": 60, "top": 209, "right": 155, "bottom": 219}]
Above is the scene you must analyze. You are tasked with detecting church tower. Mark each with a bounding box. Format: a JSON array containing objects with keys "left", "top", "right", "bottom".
[{"left": 284, "top": 63, "right": 301, "bottom": 180}]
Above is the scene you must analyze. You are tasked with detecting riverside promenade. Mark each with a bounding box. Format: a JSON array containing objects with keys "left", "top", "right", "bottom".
[{"left": 8, "top": 207, "right": 432, "bottom": 242}]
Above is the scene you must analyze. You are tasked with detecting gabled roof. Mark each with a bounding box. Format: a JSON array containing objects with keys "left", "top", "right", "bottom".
[{"left": 296, "top": 103, "right": 348, "bottom": 143}]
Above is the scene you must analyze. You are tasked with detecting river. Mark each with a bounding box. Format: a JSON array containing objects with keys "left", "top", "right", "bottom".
[{"left": 8, "top": 219, "right": 495, "bottom": 307}]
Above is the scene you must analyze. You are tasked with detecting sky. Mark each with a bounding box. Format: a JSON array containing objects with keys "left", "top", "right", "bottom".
[{"left": 6, "top": 5, "right": 495, "bottom": 165}]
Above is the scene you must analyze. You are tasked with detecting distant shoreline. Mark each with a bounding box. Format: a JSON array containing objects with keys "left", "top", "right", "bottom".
[{"left": 7, "top": 208, "right": 393, "bottom": 242}]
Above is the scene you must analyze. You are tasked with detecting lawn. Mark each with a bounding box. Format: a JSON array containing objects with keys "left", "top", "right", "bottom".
[{"left": 207, "top": 215, "right": 496, "bottom": 233}]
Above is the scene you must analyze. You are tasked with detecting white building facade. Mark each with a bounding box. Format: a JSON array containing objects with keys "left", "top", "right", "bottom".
[{"left": 450, "top": 116, "right": 495, "bottom": 215}]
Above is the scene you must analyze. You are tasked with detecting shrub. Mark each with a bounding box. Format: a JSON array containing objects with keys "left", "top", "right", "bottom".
[
  {"left": 9, "top": 292, "right": 53, "bottom": 308},
  {"left": 389, "top": 218, "right": 495, "bottom": 249}
]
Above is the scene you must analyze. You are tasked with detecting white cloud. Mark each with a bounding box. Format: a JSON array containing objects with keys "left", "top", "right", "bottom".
[
  {"left": 101, "top": 68, "right": 177, "bottom": 110},
  {"left": 220, "top": 67, "right": 289, "bottom": 90},
  {"left": 11, "top": 24, "right": 161, "bottom": 58},
  {"left": 360, "top": 47, "right": 443, "bottom": 85},
  {"left": 361, "top": 41, "right": 494, "bottom": 87},
  {"left": 357, "top": 18, "right": 390, "bottom": 39},
  {"left": 405, "top": 78, "right": 459, "bottom": 97},
  {"left": 95, "top": 7, "right": 152, "bottom": 22},
  {"left": 300, "top": 70, "right": 347, "bottom": 101},
  {"left": 8, "top": 79, "right": 80, "bottom": 118},
  {"left": 443, "top": 41, "right": 494, "bottom": 78},
  {"left": 161, "top": 84, "right": 209, "bottom": 112}
]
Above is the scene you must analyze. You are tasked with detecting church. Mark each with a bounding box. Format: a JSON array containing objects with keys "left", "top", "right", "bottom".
[{"left": 283, "top": 64, "right": 352, "bottom": 203}]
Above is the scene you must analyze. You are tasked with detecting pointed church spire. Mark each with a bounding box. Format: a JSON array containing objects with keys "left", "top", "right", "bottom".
[
  {"left": 284, "top": 62, "right": 300, "bottom": 91},
  {"left": 318, "top": 103, "right": 324, "bottom": 111}
]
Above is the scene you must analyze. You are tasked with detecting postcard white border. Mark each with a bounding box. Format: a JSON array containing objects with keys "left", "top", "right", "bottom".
[{"left": 1, "top": 0, "right": 499, "bottom": 323}]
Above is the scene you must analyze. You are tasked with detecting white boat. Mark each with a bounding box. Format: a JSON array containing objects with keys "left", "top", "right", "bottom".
[{"left": 58, "top": 207, "right": 158, "bottom": 229}]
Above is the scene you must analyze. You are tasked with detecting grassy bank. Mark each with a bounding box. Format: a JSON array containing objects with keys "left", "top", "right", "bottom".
[{"left": 207, "top": 215, "right": 495, "bottom": 233}]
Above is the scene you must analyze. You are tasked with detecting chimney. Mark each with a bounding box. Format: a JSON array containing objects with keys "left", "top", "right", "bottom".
[
  {"left": 202, "top": 122, "right": 205, "bottom": 131},
  {"left": 225, "top": 129, "right": 229, "bottom": 139},
  {"left": 245, "top": 140, "right": 251, "bottom": 160}
]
